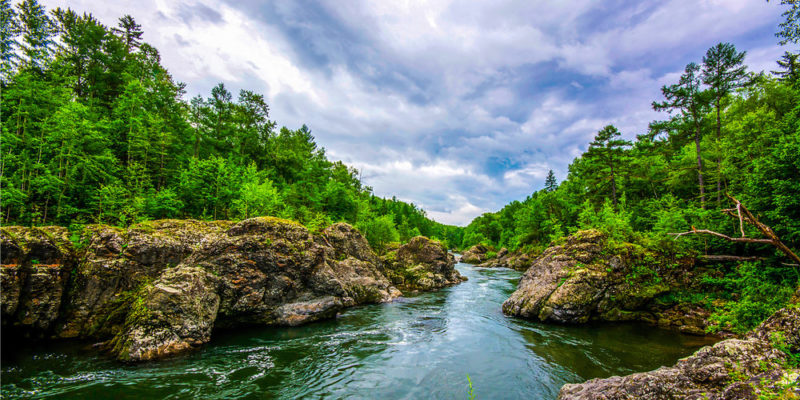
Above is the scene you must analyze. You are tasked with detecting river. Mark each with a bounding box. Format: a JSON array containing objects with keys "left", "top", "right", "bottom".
[{"left": 1, "top": 262, "right": 715, "bottom": 399}]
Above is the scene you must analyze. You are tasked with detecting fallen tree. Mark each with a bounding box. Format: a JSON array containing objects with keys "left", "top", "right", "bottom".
[{"left": 670, "top": 195, "right": 800, "bottom": 265}]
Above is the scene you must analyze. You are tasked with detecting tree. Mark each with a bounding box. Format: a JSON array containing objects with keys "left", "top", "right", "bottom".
[
  {"left": 111, "top": 15, "right": 142, "bottom": 53},
  {"left": 544, "top": 169, "right": 558, "bottom": 192},
  {"left": 775, "top": 0, "right": 800, "bottom": 45},
  {"left": 773, "top": 51, "right": 800, "bottom": 84},
  {"left": 583, "top": 125, "right": 632, "bottom": 207},
  {"left": 702, "top": 42, "right": 747, "bottom": 205},
  {"left": 357, "top": 214, "right": 399, "bottom": 253},
  {"left": 0, "top": 0, "right": 19, "bottom": 82},
  {"left": 653, "top": 63, "right": 711, "bottom": 208},
  {"left": 16, "top": 0, "right": 52, "bottom": 71}
]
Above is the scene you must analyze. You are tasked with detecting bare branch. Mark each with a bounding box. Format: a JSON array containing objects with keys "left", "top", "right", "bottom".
[
  {"left": 698, "top": 255, "right": 765, "bottom": 262},
  {"left": 670, "top": 194, "right": 800, "bottom": 265},
  {"left": 669, "top": 229, "right": 773, "bottom": 244}
]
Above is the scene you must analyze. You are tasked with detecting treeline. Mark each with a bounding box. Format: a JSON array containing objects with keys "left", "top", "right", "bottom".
[
  {"left": 0, "top": 0, "right": 458, "bottom": 249},
  {"left": 461, "top": 43, "right": 799, "bottom": 255},
  {"left": 461, "top": 32, "right": 800, "bottom": 330}
]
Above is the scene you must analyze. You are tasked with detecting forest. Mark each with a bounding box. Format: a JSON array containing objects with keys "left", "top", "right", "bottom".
[
  {"left": 2, "top": 0, "right": 800, "bottom": 335},
  {"left": 0, "top": 0, "right": 462, "bottom": 250},
  {"left": 459, "top": 10, "right": 800, "bottom": 332}
]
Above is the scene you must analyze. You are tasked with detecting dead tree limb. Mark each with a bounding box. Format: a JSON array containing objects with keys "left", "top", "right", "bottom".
[
  {"left": 698, "top": 255, "right": 765, "bottom": 262},
  {"left": 670, "top": 195, "right": 800, "bottom": 265}
]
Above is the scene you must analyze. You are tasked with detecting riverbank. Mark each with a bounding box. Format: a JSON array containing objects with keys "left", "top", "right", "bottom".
[{"left": 1, "top": 263, "right": 714, "bottom": 399}]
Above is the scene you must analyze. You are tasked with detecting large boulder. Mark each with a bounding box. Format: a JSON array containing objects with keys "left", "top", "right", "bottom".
[
  {"left": 460, "top": 244, "right": 489, "bottom": 264},
  {"left": 502, "top": 230, "right": 705, "bottom": 332},
  {"left": 383, "top": 236, "right": 466, "bottom": 291},
  {"left": 558, "top": 306, "right": 800, "bottom": 400},
  {"left": 1, "top": 218, "right": 412, "bottom": 362},
  {"left": 477, "top": 248, "right": 533, "bottom": 271},
  {"left": 57, "top": 220, "right": 232, "bottom": 339}
]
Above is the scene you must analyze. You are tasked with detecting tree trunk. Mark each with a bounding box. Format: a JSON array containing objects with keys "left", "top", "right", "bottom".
[
  {"left": 715, "top": 99, "right": 722, "bottom": 207},
  {"left": 610, "top": 163, "right": 617, "bottom": 207},
  {"left": 694, "top": 126, "right": 705, "bottom": 209}
]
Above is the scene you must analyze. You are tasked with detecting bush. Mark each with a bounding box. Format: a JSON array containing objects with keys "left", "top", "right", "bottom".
[{"left": 705, "top": 261, "right": 798, "bottom": 334}]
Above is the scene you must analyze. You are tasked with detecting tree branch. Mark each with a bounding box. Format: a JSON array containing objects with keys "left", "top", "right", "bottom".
[{"left": 670, "top": 195, "right": 800, "bottom": 265}]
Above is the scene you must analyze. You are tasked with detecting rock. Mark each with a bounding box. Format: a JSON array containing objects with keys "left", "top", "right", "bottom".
[
  {"left": 109, "top": 266, "right": 220, "bottom": 362},
  {"left": 382, "top": 236, "right": 465, "bottom": 291},
  {"left": 1, "top": 218, "right": 454, "bottom": 361},
  {"left": 0, "top": 226, "right": 74, "bottom": 335},
  {"left": 497, "top": 247, "right": 509, "bottom": 258},
  {"left": 502, "top": 230, "right": 707, "bottom": 331},
  {"left": 477, "top": 249, "right": 533, "bottom": 271},
  {"left": 460, "top": 244, "right": 489, "bottom": 264},
  {"left": 558, "top": 306, "right": 800, "bottom": 400},
  {"left": 57, "top": 220, "right": 232, "bottom": 339}
]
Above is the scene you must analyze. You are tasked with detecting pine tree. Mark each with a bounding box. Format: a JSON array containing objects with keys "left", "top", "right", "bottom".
[
  {"left": 0, "top": 0, "right": 19, "bottom": 82},
  {"left": 16, "top": 0, "right": 52, "bottom": 71},
  {"left": 544, "top": 169, "right": 557, "bottom": 192},
  {"left": 112, "top": 14, "right": 142, "bottom": 53},
  {"left": 584, "top": 125, "right": 632, "bottom": 207},
  {"left": 773, "top": 51, "right": 800, "bottom": 84},
  {"left": 653, "top": 63, "right": 711, "bottom": 209},
  {"left": 702, "top": 42, "right": 747, "bottom": 205}
]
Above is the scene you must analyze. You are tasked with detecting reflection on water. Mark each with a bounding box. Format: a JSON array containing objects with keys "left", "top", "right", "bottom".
[{"left": 1, "top": 263, "right": 716, "bottom": 399}]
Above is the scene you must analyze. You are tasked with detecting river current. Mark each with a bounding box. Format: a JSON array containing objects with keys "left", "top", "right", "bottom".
[{"left": 1, "top": 262, "right": 715, "bottom": 399}]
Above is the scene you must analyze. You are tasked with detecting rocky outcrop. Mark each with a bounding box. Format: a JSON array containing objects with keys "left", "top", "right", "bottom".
[
  {"left": 502, "top": 230, "right": 707, "bottom": 333},
  {"left": 558, "top": 306, "right": 800, "bottom": 400},
  {"left": 382, "top": 236, "right": 465, "bottom": 291},
  {"left": 460, "top": 244, "right": 489, "bottom": 264},
  {"left": 1, "top": 219, "right": 455, "bottom": 362},
  {"left": 477, "top": 248, "right": 533, "bottom": 271},
  {"left": 0, "top": 227, "right": 74, "bottom": 334}
]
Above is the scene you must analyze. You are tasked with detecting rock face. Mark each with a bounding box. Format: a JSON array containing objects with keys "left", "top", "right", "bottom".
[
  {"left": 382, "top": 236, "right": 466, "bottom": 291},
  {"left": 477, "top": 248, "right": 533, "bottom": 271},
  {"left": 558, "top": 306, "right": 800, "bottom": 400},
  {"left": 1, "top": 219, "right": 456, "bottom": 362},
  {"left": 502, "top": 230, "right": 706, "bottom": 332},
  {"left": 0, "top": 227, "right": 74, "bottom": 334},
  {"left": 460, "top": 244, "right": 489, "bottom": 264}
]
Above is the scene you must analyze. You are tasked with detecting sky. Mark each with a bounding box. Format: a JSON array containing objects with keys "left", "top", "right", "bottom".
[{"left": 41, "top": 0, "right": 790, "bottom": 226}]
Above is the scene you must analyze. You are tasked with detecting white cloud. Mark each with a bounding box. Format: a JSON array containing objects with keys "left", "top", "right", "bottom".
[{"left": 38, "top": 0, "right": 787, "bottom": 226}]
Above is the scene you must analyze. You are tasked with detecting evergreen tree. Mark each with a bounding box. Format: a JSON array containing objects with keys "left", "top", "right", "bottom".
[
  {"left": 583, "top": 125, "right": 631, "bottom": 207},
  {"left": 0, "top": 0, "right": 19, "bottom": 82},
  {"left": 653, "top": 63, "right": 711, "bottom": 209},
  {"left": 16, "top": 0, "right": 52, "bottom": 71},
  {"left": 544, "top": 169, "right": 557, "bottom": 192},
  {"left": 773, "top": 51, "right": 800, "bottom": 84},
  {"left": 702, "top": 42, "right": 747, "bottom": 205},
  {"left": 111, "top": 14, "right": 142, "bottom": 53},
  {"left": 775, "top": 0, "right": 800, "bottom": 45}
]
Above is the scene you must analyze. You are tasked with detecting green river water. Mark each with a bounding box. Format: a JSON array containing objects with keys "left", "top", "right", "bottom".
[{"left": 1, "top": 262, "right": 716, "bottom": 399}]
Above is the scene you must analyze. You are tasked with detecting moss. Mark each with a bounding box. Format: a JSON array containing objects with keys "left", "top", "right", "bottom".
[
  {"left": 347, "top": 284, "right": 384, "bottom": 304},
  {"left": 107, "top": 286, "right": 155, "bottom": 361},
  {"left": 89, "top": 279, "right": 153, "bottom": 338}
]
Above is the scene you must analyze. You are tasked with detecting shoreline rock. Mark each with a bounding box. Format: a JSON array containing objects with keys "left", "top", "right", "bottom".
[
  {"left": 382, "top": 236, "right": 466, "bottom": 292},
  {"left": 460, "top": 244, "right": 489, "bottom": 264},
  {"left": 558, "top": 306, "right": 800, "bottom": 399},
  {"left": 502, "top": 230, "right": 713, "bottom": 333},
  {"left": 476, "top": 247, "right": 533, "bottom": 271},
  {"left": 1, "top": 219, "right": 459, "bottom": 361}
]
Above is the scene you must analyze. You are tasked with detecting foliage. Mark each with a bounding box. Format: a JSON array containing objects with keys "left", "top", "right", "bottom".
[
  {"left": 0, "top": 1, "right": 456, "bottom": 251},
  {"left": 704, "top": 262, "right": 798, "bottom": 334},
  {"left": 458, "top": 33, "right": 800, "bottom": 332}
]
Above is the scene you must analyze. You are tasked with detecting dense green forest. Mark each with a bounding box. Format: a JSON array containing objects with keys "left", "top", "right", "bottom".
[
  {"left": 0, "top": 0, "right": 462, "bottom": 249},
  {"left": 1, "top": 0, "right": 799, "bottom": 334},
  {"left": 460, "top": 4, "right": 800, "bottom": 332}
]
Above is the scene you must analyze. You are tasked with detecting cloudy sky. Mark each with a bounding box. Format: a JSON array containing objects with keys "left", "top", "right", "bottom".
[{"left": 43, "top": 0, "right": 789, "bottom": 225}]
